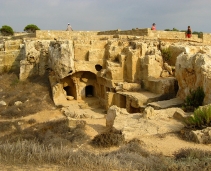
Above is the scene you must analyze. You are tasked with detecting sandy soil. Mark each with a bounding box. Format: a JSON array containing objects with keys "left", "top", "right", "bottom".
[
  {"left": 19, "top": 108, "right": 211, "bottom": 156},
  {"left": 1, "top": 106, "right": 211, "bottom": 171}
]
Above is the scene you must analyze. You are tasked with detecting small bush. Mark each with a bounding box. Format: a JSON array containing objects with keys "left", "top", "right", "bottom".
[
  {"left": 172, "top": 28, "right": 179, "bottom": 32},
  {"left": 91, "top": 131, "right": 125, "bottom": 148},
  {"left": 161, "top": 48, "right": 171, "bottom": 62},
  {"left": 164, "top": 28, "right": 179, "bottom": 32},
  {"left": 164, "top": 29, "right": 171, "bottom": 31},
  {"left": 0, "top": 121, "right": 13, "bottom": 132},
  {"left": 184, "top": 105, "right": 211, "bottom": 129},
  {"left": 192, "top": 31, "right": 203, "bottom": 38},
  {"left": 174, "top": 148, "right": 211, "bottom": 160},
  {"left": 183, "top": 86, "right": 205, "bottom": 112},
  {"left": 0, "top": 106, "right": 21, "bottom": 118},
  {"left": 24, "top": 24, "right": 40, "bottom": 33},
  {"left": 27, "top": 118, "right": 36, "bottom": 124},
  {"left": 0, "top": 25, "right": 14, "bottom": 36}
]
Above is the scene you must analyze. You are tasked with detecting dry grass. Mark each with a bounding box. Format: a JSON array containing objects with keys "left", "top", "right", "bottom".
[
  {"left": 0, "top": 121, "right": 14, "bottom": 132},
  {"left": 0, "top": 118, "right": 89, "bottom": 149},
  {"left": 0, "top": 73, "right": 54, "bottom": 119},
  {"left": 1, "top": 140, "right": 211, "bottom": 170}
]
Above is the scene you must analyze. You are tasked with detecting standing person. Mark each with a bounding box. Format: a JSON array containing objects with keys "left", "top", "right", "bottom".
[
  {"left": 151, "top": 23, "right": 156, "bottom": 30},
  {"left": 66, "top": 23, "right": 73, "bottom": 31},
  {"left": 186, "top": 26, "right": 192, "bottom": 38}
]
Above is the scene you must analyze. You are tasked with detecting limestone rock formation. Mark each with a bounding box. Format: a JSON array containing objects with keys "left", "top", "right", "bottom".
[
  {"left": 48, "top": 40, "right": 75, "bottom": 79},
  {"left": 111, "top": 106, "right": 184, "bottom": 140},
  {"left": 106, "top": 105, "right": 120, "bottom": 129},
  {"left": 143, "top": 106, "right": 155, "bottom": 119},
  {"left": 2, "top": 29, "right": 211, "bottom": 115},
  {"left": 175, "top": 52, "right": 211, "bottom": 104},
  {"left": 0, "top": 100, "right": 6, "bottom": 106},
  {"left": 20, "top": 40, "right": 50, "bottom": 80},
  {"left": 189, "top": 127, "right": 211, "bottom": 144}
]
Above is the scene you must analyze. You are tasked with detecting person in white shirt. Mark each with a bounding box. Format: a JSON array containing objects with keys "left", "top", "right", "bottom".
[{"left": 66, "top": 23, "right": 73, "bottom": 31}]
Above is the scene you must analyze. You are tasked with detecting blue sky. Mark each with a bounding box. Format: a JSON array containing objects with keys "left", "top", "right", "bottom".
[{"left": 1, "top": 0, "right": 211, "bottom": 33}]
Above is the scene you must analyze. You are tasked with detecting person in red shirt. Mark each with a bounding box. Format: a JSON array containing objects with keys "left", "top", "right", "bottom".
[
  {"left": 151, "top": 23, "right": 156, "bottom": 30},
  {"left": 186, "top": 26, "right": 192, "bottom": 38}
]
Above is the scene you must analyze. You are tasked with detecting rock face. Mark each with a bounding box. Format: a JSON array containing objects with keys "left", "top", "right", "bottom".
[
  {"left": 0, "top": 100, "right": 6, "bottom": 106},
  {"left": 48, "top": 41, "right": 75, "bottom": 79},
  {"left": 106, "top": 105, "right": 120, "bottom": 129},
  {"left": 175, "top": 52, "right": 211, "bottom": 104},
  {"left": 8, "top": 30, "right": 210, "bottom": 112},
  {"left": 20, "top": 40, "right": 50, "bottom": 80},
  {"left": 44, "top": 36, "right": 179, "bottom": 108},
  {"left": 189, "top": 127, "right": 211, "bottom": 144}
]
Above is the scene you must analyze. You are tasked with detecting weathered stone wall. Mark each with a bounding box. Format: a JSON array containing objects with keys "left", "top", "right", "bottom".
[
  {"left": 0, "top": 39, "right": 24, "bottom": 73},
  {"left": 98, "top": 28, "right": 204, "bottom": 43},
  {"left": 20, "top": 40, "right": 50, "bottom": 80},
  {"left": 35, "top": 30, "right": 211, "bottom": 45},
  {"left": 36, "top": 30, "right": 100, "bottom": 40},
  {"left": 202, "top": 33, "right": 211, "bottom": 44}
]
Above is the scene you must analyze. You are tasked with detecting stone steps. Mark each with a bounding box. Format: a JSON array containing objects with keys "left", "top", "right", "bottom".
[
  {"left": 147, "top": 97, "right": 184, "bottom": 110},
  {"left": 117, "top": 91, "right": 170, "bottom": 112},
  {"left": 116, "top": 78, "right": 183, "bottom": 112},
  {"left": 138, "top": 76, "right": 181, "bottom": 110},
  {"left": 118, "top": 90, "right": 177, "bottom": 106}
]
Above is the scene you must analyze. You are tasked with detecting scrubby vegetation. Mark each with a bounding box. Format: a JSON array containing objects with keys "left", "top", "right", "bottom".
[
  {"left": 91, "top": 130, "right": 125, "bottom": 148},
  {"left": 184, "top": 105, "right": 211, "bottom": 129},
  {"left": 0, "top": 73, "right": 54, "bottom": 118},
  {"left": 0, "top": 119, "right": 89, "bottom": 149},
  {"left": 1, "top": 139, "right": 211, "bottom": 170},
  {"left": 161, "top": 48, "right": 172, "bottom": 62},
  {"left": 192, "top": 31, "right": 203, "bottom": 38},
  {"left": 24, "top": 24, "right": 40, "bottom": 33},
  {"left": 183, "top": 86, "right": 205, "bottom": 112},
  {"left": 0, "top": 25, "right": 14, "bottom": 36},
  {"left": 164, "top": 28, "right": 179, "bottom": 32}
]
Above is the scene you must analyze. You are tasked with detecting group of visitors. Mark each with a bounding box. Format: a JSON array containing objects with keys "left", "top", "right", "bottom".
[{"left": 151, "top": 23, "right": 192, "bottom": 38}]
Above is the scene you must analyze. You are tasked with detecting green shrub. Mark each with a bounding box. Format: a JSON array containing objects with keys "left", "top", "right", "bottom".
[
  {"left": 24, "top": 24, "right": 40, "bottom": 33},
  {"left": 0, "top": 25, "right": 14, "bottom": 36},
  {"left": 161, "top": 48, "right": 172, "bottom": 62},
  {"left": 183, "top": 87, "right": 205, "bottom": 112},
  {"left": 164, "top": 28, "right": 179, "bottom": 31},
  {"left": 184, "top": 105, "right": 211, "bottom": 129},
  {"left": 172, "top": 28, "right": 179, "bottom": 31},
  {"left": 192, "top": 31, "right": 203, "bottom": 38}
]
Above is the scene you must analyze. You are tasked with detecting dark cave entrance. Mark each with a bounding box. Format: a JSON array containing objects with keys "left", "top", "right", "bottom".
[
  {"left": 85, "top": 85, "right": 94, "bottom": 97},
  {"left": 63, "top": 85, "right": 77, "bottom": 99}
]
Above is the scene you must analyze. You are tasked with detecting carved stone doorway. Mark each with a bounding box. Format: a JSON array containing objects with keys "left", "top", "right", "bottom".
[{"left": 85, "top": 85, "right": 94, "bottom": 97}]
